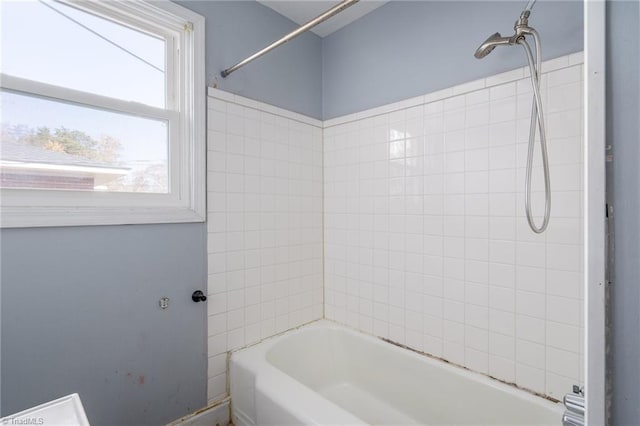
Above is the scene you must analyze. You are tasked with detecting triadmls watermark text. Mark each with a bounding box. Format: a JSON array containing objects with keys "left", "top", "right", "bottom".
[{"left": 2, "top": 417, "right": 45, "bottom": 425}]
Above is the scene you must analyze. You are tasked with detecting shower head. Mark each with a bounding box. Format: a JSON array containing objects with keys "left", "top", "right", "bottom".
[{"left": 474, "top": 32, "right": 513, "bottom": 59}]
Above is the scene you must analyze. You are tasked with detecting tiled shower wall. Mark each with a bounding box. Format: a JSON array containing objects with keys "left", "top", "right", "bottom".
[
  {"left": 324, "top": 53, "right": 584, "bottom": 400},
  {"left": 206, "top": 89, "right": 323, "bottom": 402}
]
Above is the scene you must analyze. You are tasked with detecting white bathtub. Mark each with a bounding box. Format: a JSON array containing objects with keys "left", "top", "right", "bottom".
[{"left": 230, "top": 320, "right": 563, "bottom": 425}]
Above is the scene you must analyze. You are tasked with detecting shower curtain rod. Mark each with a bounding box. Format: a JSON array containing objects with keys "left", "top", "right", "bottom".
[{"left": 220, "top": 0, "right": 359, "bottom": 78}]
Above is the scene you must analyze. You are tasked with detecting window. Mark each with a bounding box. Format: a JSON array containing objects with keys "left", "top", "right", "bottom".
[{"left": 0, "top": 0, "right": 205, "bottom": 227}]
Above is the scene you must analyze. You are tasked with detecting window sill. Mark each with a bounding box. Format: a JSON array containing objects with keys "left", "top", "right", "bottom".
[{"left": 0, "top": 205, "right": 205, "bottom": 228}]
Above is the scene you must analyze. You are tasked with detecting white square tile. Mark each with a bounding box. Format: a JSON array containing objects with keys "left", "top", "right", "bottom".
[
  {"left": 465, "top": 216, "right": 489, "bottom": 239},
  {"left": 465, "top": 149, "right": 489, "bottom": 172},
  {"left": 489, "top": 169, "right": 517, "bottom": 193},
  {"left": 489, "top": 193, "right": 516, "bottom": 217},
  {"left": 516, "top": 266, "right": 546, "bottom": 293},
  {"left": 542, "top": 55, "right": 570, "bottom": 73},
  {"left": 424, "top": 276, "right": 444, "bottom": 298},
  {"left": 423, "top": 335, "right": 444, "bottom": 358},
  {"left": 547, "top": 109, "right": 581, "bottom": 139},
  {"left": 546, "top": 372, "right": 579, "bottom": 400},
  {"left": 516, "top": 363, "right": 545, "bottom": 395},
  {"left": 516, "top": 314, "right": 546, "bottom": 344},
  {"left": 547, "top": 269, "right": 581, "bottom": 299},
  {"left": 489, "top": 263, "right": 516, "bottom": 288},
  {"left": 548, "top": 138, "right": 582, "bottom": 167},
  {"left": 466, "top": 238, "right": 489, "bottom": 261},
  {"left": 207, "top": 374, "right": 227, "bottom": 402},
  {"left": 516, "top": 291, "right": 546, "bottom": 319},
  {"left": 444, "top": 301, "right": 465, "bottom": 323},
  {"left": 489, "top": 97, "right": 517, "bottom": 124},
  {"left": 465, "top": 282, "right": 489, "bottom": 307},
  {"left": 516, "top": 339, "right": 546, "bottom": 369},
  {"left": 465, "top": 347, "right": 489, "bottom": 374},
  {"left": 454, "top": 79, "right": 486, "bottom": 95},
  {"left": 465, "top": 171, "right": 489, "bottom": 194},
  {"left": 489, "top": 145, "right": 516, "bottom": 170},
  {"left": 490, "top": 82, "right": 516, "bottom": 100},
  {"left": 547, "top": 321, "right": 581, "bottom": 353},
  {"left": 444, "top": 95, "right": 466, "bottom": 111},
  {"left": 208, "top": 333, "right": 227, "bottom": 356},
  {"left": 485, "top": 68, "right": 524, "bottom": 87},
  {"left": 568, "top": 52, "right": 584, "bottom": 66},
  {"left": 446, "top": 151, "right": 466, "bottom": 173},
  {"left": 546, "top": 347, "right": 580, "bottom": 379},
  {"left": 465, "top": 194, "right": 489, "bottom": 216},
  {"left": 226, "top": 309, "right": 244, "bottom": 330},
  {"left": 516, "top": 242, "right": 546, "bottom": 268},
  {"left": 489, "top": 240, "right": 516, "bottom": 264},
  {"left": 465, "top": 304, "right": 489, "bottom": 329},
  {"left": 444, "top": 236, "right": 465, "bottom": 258},
  {"left": 466, "top": 105, "right": 490, "bottom": 128},
  {"left": 465, "top": 125, "right": 490, "bottom": 150},
  {"left": 516, "top": 94, "right": 534, "bottom": 119},
  {"left": 546, "top": 244, "right": 581, "bottom": 272},
  {"left": 444, "top": 110, "right": 466, "bottom": 133},
  {"left": 208, "top": 313, "right": 227, "bottom": 337},
  {"left": 444, "top": 278, "right": 465, "bottom": 302},
  {"left": 444, "top": 173, "right": 465, "bottom": 194},
  {"left": 444, "top": 257, "right": 465, "bottom": 281},
  {"left": 547, "top": 65, "right": 581, "bottom": 87},
  {"left": 489, "top": 217, "right": 516, "bottom": 241},
  {"left": 547, "top": 295, "right": 581, "bottom": 326},
  {"left": 208, "top": 353, "right": 227, "bottom": 378},
  {"left": 443, "top": 341, "right": 465, "bottom": 366},
  {"left": 444, "top": 130, "right": 466, "bottom": 152},
  {"left": 551, "top": 164, "right": 582, "bottom": 191},
  {"left": 424, "top": 100, "right": 444, "bottom": 116},
  {"left": 489, "top": 309, "right": 515, "bottom": 336},
  {"left": 424, "top": 294, "right": 444, "bottom": 317},
  {"left": 208, "top": 272, "right": 228, "bottom": 295},
  {"left": 489, "top": 286, "right": 515, "bottom": 312},
  {"left": 444, "top": 216, "right": 465, "bottom": 237},
  {"left": 489, "top": 355, "right": 515, "bottom": 383},
  {"left": 489, "top": 332, "right": 515, "bottom": 359},
  {"left": 547, "top": 83, "right": 582, "bottom": 113}
]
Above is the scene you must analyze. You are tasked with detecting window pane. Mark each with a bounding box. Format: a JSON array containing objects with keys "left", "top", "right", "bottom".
[
  {"left": 1, "top": 0, "right": 166, "bottom": 108},
  {"left": 1, "top": 91, "right": 169, "bottom": 194}
]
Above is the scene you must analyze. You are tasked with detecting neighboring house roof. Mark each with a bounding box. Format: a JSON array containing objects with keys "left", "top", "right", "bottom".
[
  {"left": 1, "top": 140, "right": 130, "bottom": 188},
  {"left": 0, "top": 140, "right": 126, "bottom": 170}
]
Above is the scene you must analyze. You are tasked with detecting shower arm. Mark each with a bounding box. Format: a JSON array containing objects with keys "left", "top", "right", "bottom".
[
  {"left": 508, "top": 0, "right": 536, "bottom": 42},
  {"left": 523, "top": 0, "right": 537, "bottom": 16},
  {"left": 512, "top": 9, "right": 537, "bottom": 44}
]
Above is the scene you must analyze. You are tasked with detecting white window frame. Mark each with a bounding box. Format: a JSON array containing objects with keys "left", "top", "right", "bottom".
[{"left": 0, "top": 0, "right": 205, "bottom": 228}]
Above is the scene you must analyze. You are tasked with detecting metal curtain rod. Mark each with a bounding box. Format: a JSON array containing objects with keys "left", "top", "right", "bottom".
[{"left": 220, "top": 0, "right": 359, "bottom": 78}]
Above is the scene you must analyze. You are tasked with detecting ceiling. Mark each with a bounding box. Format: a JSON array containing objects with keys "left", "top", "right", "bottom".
[{"left": 258, "top": 1, "right": 388, "bottom": 37}]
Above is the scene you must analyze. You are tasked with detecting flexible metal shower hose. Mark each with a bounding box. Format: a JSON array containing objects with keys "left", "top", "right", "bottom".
[{"left": 519, "top": 30, "right": 551, "bottom": 233}]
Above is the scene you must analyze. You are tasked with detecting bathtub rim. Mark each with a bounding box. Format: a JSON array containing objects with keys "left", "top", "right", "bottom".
[{"left": 230, "top": 319, "right": 564, "bottom": 425}]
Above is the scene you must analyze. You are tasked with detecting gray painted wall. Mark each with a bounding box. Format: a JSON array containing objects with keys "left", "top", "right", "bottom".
[
  {"left": 1, "top": 2, "right": 321, "bottom": 423},
  {"left": 322, "top": 1, "right": 583, "bottom": 119},
  {"left": 176, "top": 1, "right": 323, "bottom": 120},
  {"left": 1, "top": 223, "right": 207, "bottom": 425},
  {"left": 607, "top": 1, "right": 640, "bottom": 424},
  {"left": 1, "top": 1, "right": 636, "bottom": 424}
]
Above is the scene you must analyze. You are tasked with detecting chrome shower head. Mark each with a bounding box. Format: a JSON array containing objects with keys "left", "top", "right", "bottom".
[{"left": 474, "top": 32, "right": 513, "bottom": 59}]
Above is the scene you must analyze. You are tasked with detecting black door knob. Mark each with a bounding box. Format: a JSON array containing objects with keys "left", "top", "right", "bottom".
[{"left": 192, "top": 290, "right": 207, "bottom": 302}]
